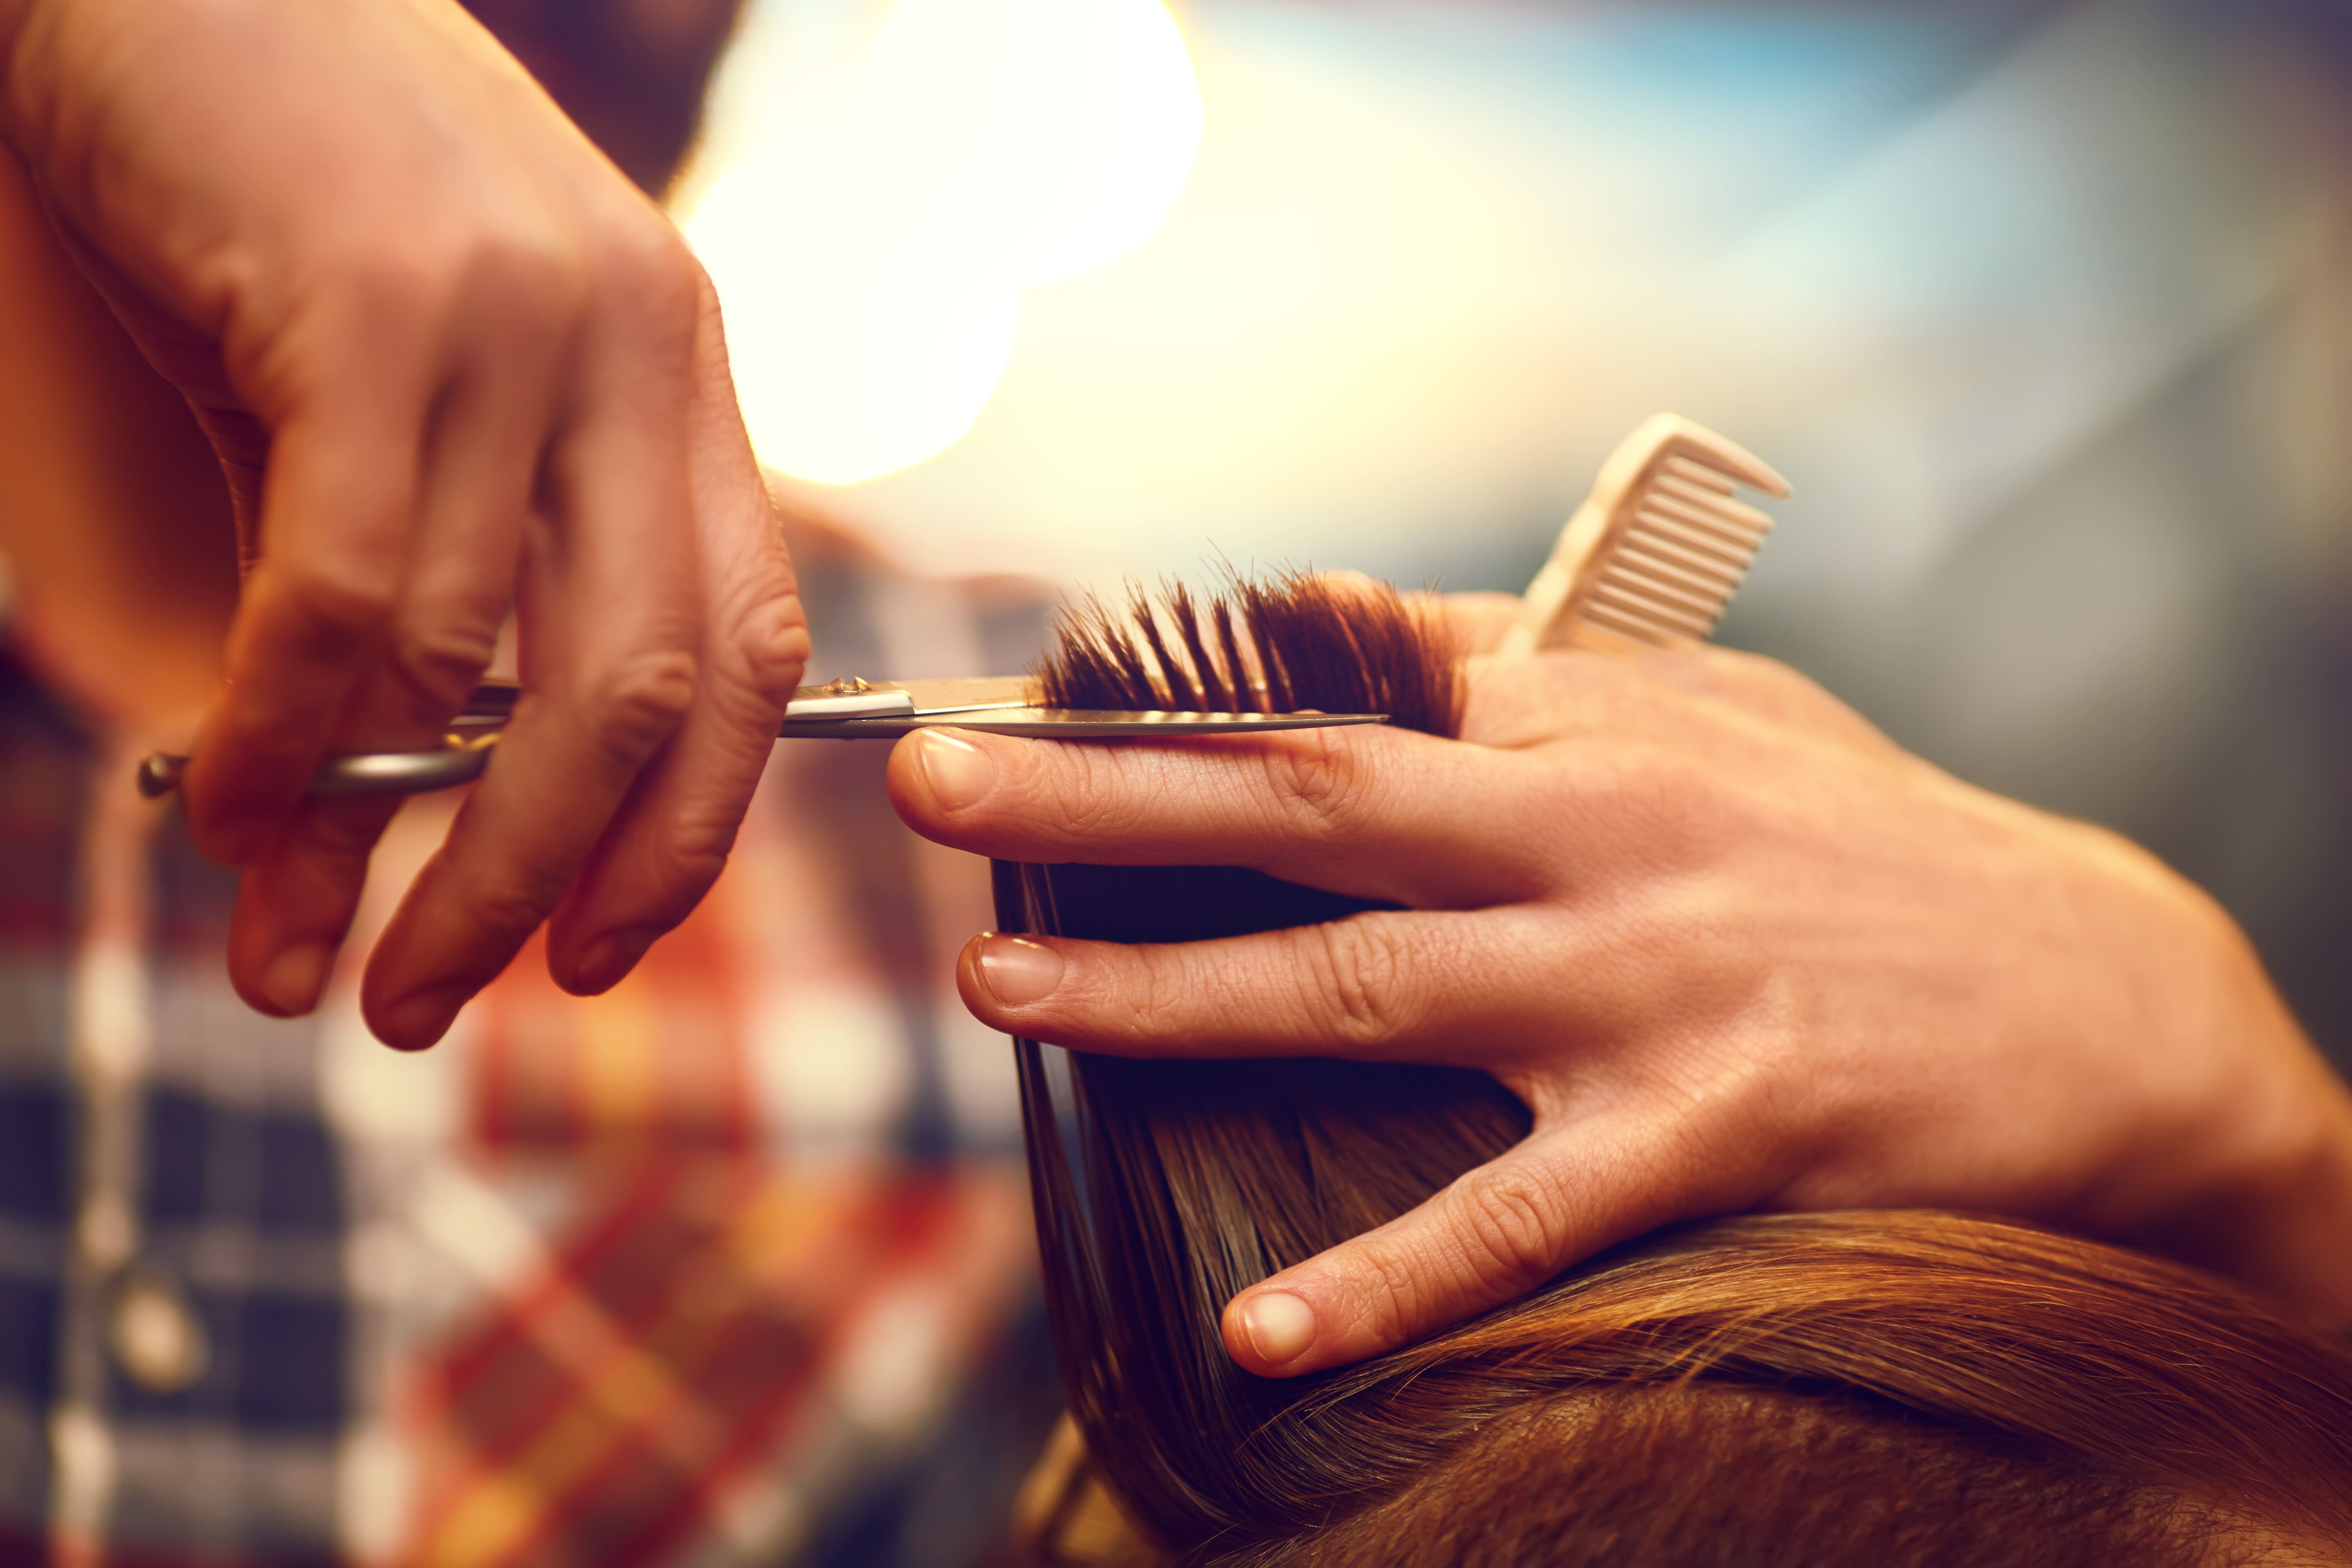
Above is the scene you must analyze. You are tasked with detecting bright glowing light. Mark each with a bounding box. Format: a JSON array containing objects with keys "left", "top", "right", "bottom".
[
  {"left": 854, "top": 0, "right": 1204, "bottom": 285},
  {"left": 693, "top": 162, "right": 1026, "bottom": 486},
  {"left": 683, "top": 0, "right": 1203, "bottom": 487}
]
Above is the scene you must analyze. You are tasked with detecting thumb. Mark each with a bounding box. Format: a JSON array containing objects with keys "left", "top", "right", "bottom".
[{"left": 1218, "top": 1116, "right": 1685, "bottom": 1377}]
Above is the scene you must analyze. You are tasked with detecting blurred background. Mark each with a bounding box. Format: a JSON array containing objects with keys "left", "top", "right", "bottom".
[
  {"left": 7, "top": 4, "right": 2349, "bottom": 1568},
  {"left": 683, "top": 0, "right": 2352, "bottom": 1072}
]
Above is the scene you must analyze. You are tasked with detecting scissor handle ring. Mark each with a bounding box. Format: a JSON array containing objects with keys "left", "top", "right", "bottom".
[{"left": 137, "top": 734, "right": 498, "bottom": 801}]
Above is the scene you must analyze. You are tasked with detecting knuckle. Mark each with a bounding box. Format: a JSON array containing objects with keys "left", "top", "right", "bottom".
[
  {"left": 1297, "top": 917, "right": 1413, "bottom": 1051},
  {"left": 640, "top": 835, "right": 732, "bottom": 913},
  {"left": 581, "top": 647, "right": 698, "bottom": 765},
  {"left": 1586, "top": 738, "right": 1690, "bottom": 808},
  {"left": 279, "top": 556, "right": 400, "bottom": 641},
  {"left": 1447, "top": 1161, "right": 1571, "bottom": 1291},
  {"left": 346, "top": 227, "right": 587, "bottom": 348},
  {"left": 1118, "top": 955, "right": 1190, "bottom": 1043},
  {"left": 1706, "top": 645, "right": 1815, "bottom": 700},
  {"left": 340, "top": 246, "right": 447, "bottom": 318},
  {"left": 1354, "top": 1240, "right": 1440, "bottom": 1346},
  {"left": 389, "top": 619, "right": 499, "bottom": 713},
  {"left": 597, "top": 217, "right": 703, "bottom": 330},
  {"left": 467, "top": 231, "right": 590, "bottom": 327},
  {"left": 645, "top": 787, "right": 744, "bottom": 888},
  {"left": 1260, "top": 728, "right": 1378, "bottom": 844},
  {"left": 1040, "top": 744, "right": 1130, "bottom": 841},
  {"left": 453, "top": 270, "right": 587, "bottom": 371},
  {"left": 726, "top": 591, "right": 812, "bottom": 710},
  {"left": 461, "top": 876, "right": 571, "bottom": 955}
]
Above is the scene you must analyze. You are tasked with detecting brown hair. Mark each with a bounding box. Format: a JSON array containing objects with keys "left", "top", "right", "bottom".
[{"left": 995, "top": 576, "right": 2352, "bottom": 1567}]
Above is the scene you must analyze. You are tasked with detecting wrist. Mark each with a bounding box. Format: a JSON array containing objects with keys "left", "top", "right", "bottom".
[
  {"left": 2142, "top": 936, "right": 2352, "bottom": 1323},
  {"left": 2239, "top": 1074, "right": 2352, "bottom": 1323},
  {"left": 2071, "top": 854, "right": 2352, "bottom": 1321}
]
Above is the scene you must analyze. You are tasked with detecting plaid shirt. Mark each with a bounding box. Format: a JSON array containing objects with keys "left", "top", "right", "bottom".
[{"left": 0, "top": 542, "right": 1063, "bottom": 1568}]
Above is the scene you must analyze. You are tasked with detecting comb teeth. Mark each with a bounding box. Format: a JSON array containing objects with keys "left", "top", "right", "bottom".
[
  {"left": 1506, "top": 415, "right": 1787, "bottom": 658},
  {"left": 1588, "top": 454, "right": 1774, "bottom": 647}
]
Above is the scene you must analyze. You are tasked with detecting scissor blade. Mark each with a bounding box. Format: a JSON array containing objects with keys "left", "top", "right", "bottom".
[
  {"left": 134, "top": 702, "right": 1387, "bottom": 799},
  {"left": 892, "top": 676, "right": 1040, "bottom": 714},
  {"left": 769, "top": 675, "right": 1041, "bottom": 721},
  {"left": 494, "top": 673, "right": 1317, "bottom": 725},
  {"left": 771, "top": 708, "right": 1387, "bottom": 739}
]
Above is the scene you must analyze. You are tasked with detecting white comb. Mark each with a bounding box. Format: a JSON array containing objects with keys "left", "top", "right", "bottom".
[{"left": 1501, "top": 413, "right": 1790, "bottom": 656}]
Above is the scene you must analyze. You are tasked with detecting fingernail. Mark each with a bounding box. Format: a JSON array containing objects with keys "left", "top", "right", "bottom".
[
  {"left": 1239, "top": 1291, "right": 1318, "bottom": 1366},
  {"left": 373, "top": 982, "right": 474, "bottom": 1052},
  {"left": 254, "top": 941, "right": 334, "bottom": 1017},
  {"left": 914, "top": 729, "right": 995, "bottom": 811},
  {"left": 571, "top": 927, "right": 657, "bottom": 995},
  {"left": 976, "top": 934, "right": 1064, "bottom": 1007}
]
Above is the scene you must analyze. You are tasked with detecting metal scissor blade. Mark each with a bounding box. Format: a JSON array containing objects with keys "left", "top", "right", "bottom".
[
  {"left": 135, "top": 676, "right": 1385, "bottom": 799},
  {"left": 451, "top": 675, "right": 1046, "bottom": 723},
  {"left": 770, "top": 674, "right": 1385, "bottom": 736},
  {"left": 770, "top": 708, "right": 1387, "bottom": 740},
  {"left": 486, "top": 674, "right": 1338, "bottom": 725}
]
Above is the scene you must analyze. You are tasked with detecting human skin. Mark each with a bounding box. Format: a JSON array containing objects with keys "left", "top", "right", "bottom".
[
  {"left": 887, "top": 593, "right": 2352, "bottom": 1376},
  {"left": 0, "top": 140, "right": 235, "bottom": 732},
  {"left": 0, "top": 0, "right": 808, "bottom": 1047}
]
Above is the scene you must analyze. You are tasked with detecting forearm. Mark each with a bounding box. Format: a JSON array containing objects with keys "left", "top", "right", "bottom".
[
  {"left": 2275, "top": 1093, "right": 2352, "bottom": 1323},
  {"left": 2014, "top": 822, "right": 2352, "bottom": 1324},
  {"left": 2116, "top": 878, "right": 2352, "bottom": 1325}
]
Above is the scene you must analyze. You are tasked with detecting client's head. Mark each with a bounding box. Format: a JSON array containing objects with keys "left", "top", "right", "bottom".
[{"left": 996, "top": 575, "right": 2352, "bottom": 1568}]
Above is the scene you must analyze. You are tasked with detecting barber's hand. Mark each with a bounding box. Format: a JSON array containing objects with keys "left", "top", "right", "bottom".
[
  {"left": 0, "top": 0, "right": 808, "bottom": 1046},
  {"left": 888, "top": 595, "right": 2352, "bottom": 1372}
]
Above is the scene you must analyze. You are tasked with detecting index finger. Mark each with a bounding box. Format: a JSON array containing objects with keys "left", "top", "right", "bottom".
[
  {"left": 182, "top": 315, "right": 428, "bottom": 865},
  {"left": 1222, "top": 1106, "right": 1754, "bottom": 1376},
  {"left": 888, "top": 722, "right": 1554, "bottom": 912},
  {"left": 358, "top": 251, "right": 704, "bottom": 1047}
]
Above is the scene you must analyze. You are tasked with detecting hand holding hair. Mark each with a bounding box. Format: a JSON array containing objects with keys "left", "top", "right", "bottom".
[
  {"left": 889, "top": 589, "right": 2352, "bottom": 1376},
  {"left": 0, "top": 0, "right": 808, "bottom": 1047}
]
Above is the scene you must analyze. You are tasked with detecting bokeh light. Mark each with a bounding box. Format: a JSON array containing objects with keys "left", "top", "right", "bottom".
[{"left": 682, "top": 0, "right": 1202, "bottom": 486}]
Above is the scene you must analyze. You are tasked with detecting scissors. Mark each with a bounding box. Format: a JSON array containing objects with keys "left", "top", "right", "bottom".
[{"left": 134, "top": 676, "right": 1387, "bottom": 800}]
